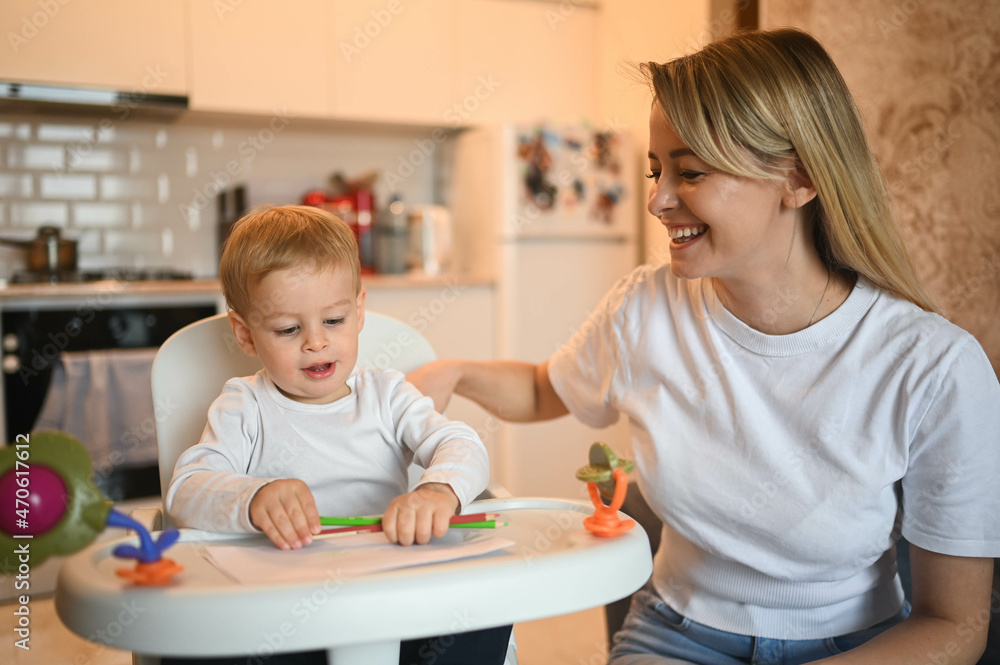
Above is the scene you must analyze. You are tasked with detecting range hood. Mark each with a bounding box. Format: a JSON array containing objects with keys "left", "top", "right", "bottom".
[{"left": 0, "top": 81, "right": 187, "bottom": 117}]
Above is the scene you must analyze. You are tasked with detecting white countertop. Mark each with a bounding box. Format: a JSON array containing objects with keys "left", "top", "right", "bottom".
[
  {"left": 0, "top": 273, "right": 494, "bottom": 304},
  {"left": 0, "top": 279, "right": 223, "bottom": 302}
]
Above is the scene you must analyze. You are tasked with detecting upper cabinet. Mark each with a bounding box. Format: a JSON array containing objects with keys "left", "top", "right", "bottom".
[
  {"left": 327, "top": 0, "right": 598, "bottom": 125},
  {"left": 0, "top": 0, "right": 187, "bottom": 95},
  {"left": 453, "top": 0, "right": 597, "bottom": 124},
  {"left": 187, "top": 0, "right": 329, "bottom": 118},
  {"left": 1, "top": 0, "right": 598, "bottom": 126},
  {"left": 327, "top": 0, "right": 453, "bottom": 125}
]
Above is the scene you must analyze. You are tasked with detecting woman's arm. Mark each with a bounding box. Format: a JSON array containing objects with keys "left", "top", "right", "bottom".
[
  {"left": 819, "top": 545, "right": 993, "bottom": 664},
  {"left": 407, "top": 359, "right": 568, "bottom": 422}
]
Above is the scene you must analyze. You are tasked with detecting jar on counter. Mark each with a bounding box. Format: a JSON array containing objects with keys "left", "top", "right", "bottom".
[
  {"left": 407, "top": 205, "right": 452, "bottom": 276},
  {"left": 374, "top": 196, "right": 408, "bottom": 274}
]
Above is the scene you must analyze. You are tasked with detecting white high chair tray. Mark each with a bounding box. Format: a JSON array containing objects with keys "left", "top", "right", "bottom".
[{"left": 55, "top": 497, "right": 652, "bottom": 665}]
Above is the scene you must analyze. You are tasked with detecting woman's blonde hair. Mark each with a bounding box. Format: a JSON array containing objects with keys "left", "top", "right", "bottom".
[
  {"left": 641, "top": 28, "right": 937, "bottom": 312},
  {"left": 220, "top": 205, "right": 360, "bottom": 316}
]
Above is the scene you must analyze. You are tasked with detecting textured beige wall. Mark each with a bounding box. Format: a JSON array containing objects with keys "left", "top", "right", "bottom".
[{"left": 761, "top": 0, "right": 1000, "bottom": 372}]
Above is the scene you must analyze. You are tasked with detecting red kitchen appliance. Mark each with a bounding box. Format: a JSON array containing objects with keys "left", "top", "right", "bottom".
[{"left": 304, "top": 187, "right": 375, "bottom": 274}]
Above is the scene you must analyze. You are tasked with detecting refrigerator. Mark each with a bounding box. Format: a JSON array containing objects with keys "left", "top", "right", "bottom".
[{"left": 448, "top": 124, "right": 639, "bottom": 499}]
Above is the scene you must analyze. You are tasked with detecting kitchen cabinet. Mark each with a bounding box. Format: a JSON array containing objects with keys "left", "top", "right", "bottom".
[
  {"left": 187, "top": 0, "right": 329, "bottom": 118},
  {"left": 327, "top": 0, "right": 453, "bottom": 125},
  {"left": 3, "top": 1, "right": 599, "bottom": 126},
  {"left": 187, "top": 0, "right": 598, "bottom": 124},
  {"left": 0, "top": 0, "right": 187, "bottom": 95},
  {"left": 453, "top": 0, "right": 598, "bottom": 124}
]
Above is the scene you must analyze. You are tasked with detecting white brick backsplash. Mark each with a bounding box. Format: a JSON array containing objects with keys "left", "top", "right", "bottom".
[
  {"left": 97, "top": 123, "right": 163, "bottom": 148},
  {"left": 40, "top": 173, "right": 97, "bottom": 199},
  {"left": 161, "top": 228, "right": 174, "bottom": 258},
  {"left": 157, "top": 174, "right": 170, "bottom": 204},
  {"left": 104, "top": 229, "right": 165, "bottom": 257},
  {"left": 65, "top": 147, "right": 127, "bottom": 173},
  {"left": 95, "top": 125, "right": 117, "bottom": 144},
  {"left": 36, "top": 124, "right": 95, "bottom": 143},
  {"left": 73, "top": 202, "right": 130, "bottom": 228},
  {"left": 0, "top": 113, "right": 437, "bottom": 279},
  {"left": 99, "top": 175, "right": 157, "bottom": 200},
  {"left": 0, "top": 174, "right": 32, "bottom": 198},
  {"left": 75, "top": 230, "right": 102, "bottom": 255},
  {"left": 7, "top": 144, "right": 64, "bottom": 170},
  {"left": 9, "top": 202, "right": 68, "bottom": 227}
]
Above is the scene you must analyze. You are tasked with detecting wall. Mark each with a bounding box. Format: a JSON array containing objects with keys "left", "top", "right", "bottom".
[
  {"left": 0, "top": 111, "right": 440, "bottom": 280},
  {"left": 761, "top": 0, "right": 1000, "bottom": 372}
]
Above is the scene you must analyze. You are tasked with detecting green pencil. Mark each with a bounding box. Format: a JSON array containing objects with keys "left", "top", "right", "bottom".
[
  {"left": 319, "top": 514, "right": 506, "bottom": 529},
  {"left": 320, "top": 516, "right": 381, "bottom": 526},
  {"left": 448, "top": 520, "right": 507, "bottom": 529}
]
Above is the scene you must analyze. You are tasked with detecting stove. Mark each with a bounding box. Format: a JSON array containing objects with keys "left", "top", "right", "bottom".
[{"left": 10, "top": 267, "right": 195, "bottom": 284}]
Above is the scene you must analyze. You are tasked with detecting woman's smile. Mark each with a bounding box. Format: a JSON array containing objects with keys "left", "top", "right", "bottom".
[{"left": 666, "top": 224, "right": 709, "bottom": 245}]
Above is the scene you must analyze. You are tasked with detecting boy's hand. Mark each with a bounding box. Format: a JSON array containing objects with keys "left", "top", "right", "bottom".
[
  {"left": 382, "top": 483, "right": 460, "bottom": 546},
  {"left": 249, "top": 479, "right": 321, "bottom": 550}
]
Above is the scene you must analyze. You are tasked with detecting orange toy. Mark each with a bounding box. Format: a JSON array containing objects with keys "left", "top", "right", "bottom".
[{"left": 575, "top": 442, "right": 635, "bottom": 538}]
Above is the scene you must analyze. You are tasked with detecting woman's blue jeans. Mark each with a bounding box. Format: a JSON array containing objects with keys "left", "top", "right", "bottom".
[{"left": 609, "top": 585, "right": 910, "bottom": 665}]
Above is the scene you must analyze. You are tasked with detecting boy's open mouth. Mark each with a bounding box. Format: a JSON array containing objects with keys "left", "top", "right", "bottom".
[{"left": 303, "top": 362, "right": 334, "bottom": 379}]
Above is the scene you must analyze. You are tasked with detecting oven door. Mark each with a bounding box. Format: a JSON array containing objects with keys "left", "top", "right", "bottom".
[{"left": 1, "top": 296, "right": 218, "bottom": 500}]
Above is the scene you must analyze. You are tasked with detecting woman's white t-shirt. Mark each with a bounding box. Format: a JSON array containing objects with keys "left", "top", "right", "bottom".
[{"left": 548, "top": 264, "right": 1000, "bottom": 639}]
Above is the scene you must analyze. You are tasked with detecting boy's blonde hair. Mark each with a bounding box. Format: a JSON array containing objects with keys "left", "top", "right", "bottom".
[
  {"left": 220, "top": 205, "right": 360, "bottom": 316},
  {"left": 642, "top": 28, "right": 937, "bottom": 313}
]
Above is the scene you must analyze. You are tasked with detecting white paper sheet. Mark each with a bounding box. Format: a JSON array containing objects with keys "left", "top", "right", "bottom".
[{"left": 201, "top": 531, "right": 514, "bottom": 584}]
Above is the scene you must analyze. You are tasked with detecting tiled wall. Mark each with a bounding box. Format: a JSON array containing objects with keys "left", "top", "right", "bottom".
[{"left": 0, "top": 110, "right": 442, "bottom": 280}]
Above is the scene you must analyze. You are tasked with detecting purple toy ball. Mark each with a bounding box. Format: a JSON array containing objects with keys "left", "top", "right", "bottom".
[{"left": 0, "top": 464, "right": 69, "bottom": 537}]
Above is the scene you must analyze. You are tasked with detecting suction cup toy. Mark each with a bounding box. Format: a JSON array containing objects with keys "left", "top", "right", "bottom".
[
  {"left": 0, "top": 430, "right": 182, "bottom": 586},
  {"left": 575, "top": 442, "right": 635, "bottom": 538}
]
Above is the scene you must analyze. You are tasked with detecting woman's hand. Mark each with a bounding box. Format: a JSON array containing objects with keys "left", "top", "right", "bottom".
[
  {"left": 381, "top": 483, "right": 460, "bottom": 546},
  {"left": 407, "top": 359, "right": 462, "bottom": 413},
  {"left": 248, "top": 479, "right": 321, "bottom": 550}
]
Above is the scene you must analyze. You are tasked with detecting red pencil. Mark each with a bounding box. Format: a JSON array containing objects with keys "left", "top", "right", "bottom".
[
  {"left": 449, "top": 512, "right": 500, "bottom": 525},
  {"left": 317, "top": 523, "right": 384, "bottom": 538}
]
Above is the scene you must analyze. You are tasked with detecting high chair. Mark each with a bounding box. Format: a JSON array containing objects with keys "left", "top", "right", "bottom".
[
  {"left": 146, "top": 310, "right": 447, "bottom": 526},
  {"left": 133, "top": 310, "right": 516, "bottom": 664}
]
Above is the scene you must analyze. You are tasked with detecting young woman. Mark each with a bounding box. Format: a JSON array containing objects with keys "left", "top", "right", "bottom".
[{"left": 409, "top": 28, "right": 999, "bottom": 664}]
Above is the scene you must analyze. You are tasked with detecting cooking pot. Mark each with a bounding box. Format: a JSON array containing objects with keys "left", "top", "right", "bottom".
[{"left": 0, "top": 226, "right": 78, "bottom": 273}]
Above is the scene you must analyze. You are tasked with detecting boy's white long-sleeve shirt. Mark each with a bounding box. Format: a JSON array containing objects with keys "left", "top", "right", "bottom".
[{"left": 166, "top": 368, "right": 489, "bottom": 533}]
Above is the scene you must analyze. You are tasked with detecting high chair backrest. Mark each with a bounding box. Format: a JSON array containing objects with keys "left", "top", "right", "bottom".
[{"left": 150, "top": 311, "right": 436, "bottom": 526}]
